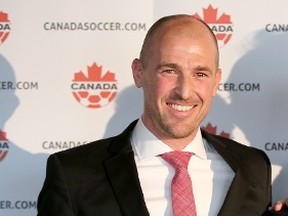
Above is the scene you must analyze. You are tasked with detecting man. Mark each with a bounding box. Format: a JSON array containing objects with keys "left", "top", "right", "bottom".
[{"left": 37, "top": 14, "right": 284, "bottom": 215}]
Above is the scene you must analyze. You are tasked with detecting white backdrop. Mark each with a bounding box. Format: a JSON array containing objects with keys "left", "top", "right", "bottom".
[{"left": 1, "top": 0, "right": 288, "bottom": 215}]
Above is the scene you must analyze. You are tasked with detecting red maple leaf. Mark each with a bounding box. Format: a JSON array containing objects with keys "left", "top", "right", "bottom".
[
  {"left": 0, "top": 11, "right": 9, "bottom": 22},
  {"left": 0, "top": 130, "right": 8, "bottom": 140},
  {"left": 194, "top": 5, "right": 231, "bottom": 24},
  {"left": 202, "top": 122, "right": 230, "bottom": 139},
  {"left": 73, "top": 63, "right": 116, "bottom": 82}
]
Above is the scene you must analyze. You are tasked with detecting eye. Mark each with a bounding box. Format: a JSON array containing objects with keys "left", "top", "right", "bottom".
[
  {"left": 161, "top": 69, "right": 177, "bottom": 77},
  {"left": 195, "top": 72, "right": 208, "bottom": 78}
]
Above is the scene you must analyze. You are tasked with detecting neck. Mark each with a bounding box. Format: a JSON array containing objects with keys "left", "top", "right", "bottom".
[
  {"left": 140, "top": 116, "right": 200, "bottom": 151},
  {"left": 160, "top": 132, "right": 198, "bottom": 151}
]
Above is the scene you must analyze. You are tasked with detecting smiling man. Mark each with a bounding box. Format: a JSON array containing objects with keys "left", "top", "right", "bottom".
[
  {"left": 37, "top": 15, "right": 282, "bottom": 216},
  {"left": 132, "top": 15, "right": 221, "bottom": 151}
]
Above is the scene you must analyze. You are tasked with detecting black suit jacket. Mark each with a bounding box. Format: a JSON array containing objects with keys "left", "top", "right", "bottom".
[{"left": 37, "top": 120, "right": 272, "bottom": 216}]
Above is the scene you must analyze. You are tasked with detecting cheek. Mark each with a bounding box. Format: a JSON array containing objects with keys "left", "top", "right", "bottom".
[
  {"left": 195, "top": 83, "right": 217, "bottom": 101},
  {"left": 156, "top": 79, "right": 176, "bottom": 98},
  {"left": 143, "top": 77, "right": 161, "bottom": 100},
  {"left": 144, "top": 73, "right": 178, "bottom": 101}
]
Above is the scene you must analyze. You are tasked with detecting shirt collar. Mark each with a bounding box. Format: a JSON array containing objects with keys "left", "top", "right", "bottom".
[{"left": 131, "top": 119, "right": 207, "bottom": 160}]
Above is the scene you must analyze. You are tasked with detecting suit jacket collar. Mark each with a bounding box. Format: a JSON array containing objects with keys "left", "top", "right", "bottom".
[
  {"left": 104, "top": 120, "right": 149, "bottom": 216},
  {"left": 201, "top": 129, "right": 260, "bottom": 215},
  {"left": 103, "top": 120, "right": 261, "bottom": 216}
]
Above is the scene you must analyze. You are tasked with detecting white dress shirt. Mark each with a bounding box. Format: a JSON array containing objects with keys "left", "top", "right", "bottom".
[{"left": 131, "top": 119, "right": 235, "bottom": 216}]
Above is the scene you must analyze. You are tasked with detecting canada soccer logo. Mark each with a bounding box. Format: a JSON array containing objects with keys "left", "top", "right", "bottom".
[
  {"left": 194, "top": 5, "right": 233, "bottom": 48},
  {"left": 0, "top": 130, "right": 9, "bottom": 162},
  {"left": 0, "top": 11, "right": 11, "bottom": 45},
  {"left": 71, "top": 62, "right": 118, "bottom": 109},
  {"left": 202, "top": 122, "right": 230, "bottom": 138}
]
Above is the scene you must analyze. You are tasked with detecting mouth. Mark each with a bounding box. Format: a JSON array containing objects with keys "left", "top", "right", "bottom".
[{"left": 167, "top": 103, "right": 194, "bottom": 112}]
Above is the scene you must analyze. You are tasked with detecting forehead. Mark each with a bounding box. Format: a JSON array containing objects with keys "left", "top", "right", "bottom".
[
  {"left": 156, "top": 18, "right": 214, "bottom": 41},
  {"left": 154, "top": 29, "right": 218, "bottom": 67},
  {"left": 155, "top": 19, "right": 216, "bottom": 50}
]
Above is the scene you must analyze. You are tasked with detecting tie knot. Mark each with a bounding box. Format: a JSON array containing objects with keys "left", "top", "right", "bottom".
[{"left": 160, "top": 151, "right": 193, "bottom": 169}]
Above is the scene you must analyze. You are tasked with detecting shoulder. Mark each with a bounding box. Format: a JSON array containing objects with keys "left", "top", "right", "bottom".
[
  {"left": 46, "top": 136, "right": 116, "bottom": 169},
  {"left": 201, "top": 129, "right": 271, "bottom": 166},
  {"left": 47, "top": 120, "right": 138, "bottom": 167}
]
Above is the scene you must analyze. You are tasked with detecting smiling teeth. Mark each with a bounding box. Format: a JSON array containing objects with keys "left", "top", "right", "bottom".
[{"left": 170, "top": 104, "right": 193, "bottom": 111}]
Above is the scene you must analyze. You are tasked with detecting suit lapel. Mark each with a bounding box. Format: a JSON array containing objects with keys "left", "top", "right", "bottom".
[
  {"left": 217, "top": 170, "right": 249, "bottom": 215},
  {"left": 102, "top": 123, "right": 259, "bottom": 216},
  {"left": 104, "top": 121, "right": 149, "bottom": 216},
  {"left": 201, "top": 130, "right": 250, "bottom": 216}
]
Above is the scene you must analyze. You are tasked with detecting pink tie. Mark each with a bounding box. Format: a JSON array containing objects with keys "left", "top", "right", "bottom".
[{"left": 161, "top": 151, "right": 197, "bottom": 216}]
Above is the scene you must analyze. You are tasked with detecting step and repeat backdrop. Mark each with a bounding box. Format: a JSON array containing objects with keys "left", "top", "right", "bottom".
[{"left": 1, "top": 0, "right": 288, "bottom": 215}]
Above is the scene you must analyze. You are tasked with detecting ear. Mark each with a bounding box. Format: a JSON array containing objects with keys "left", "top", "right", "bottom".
[
  {"left": 131, "top": 58, "right": 143, "bottom": 88},
  {"left": 212, "top": 68, "right": 222, "bottom": 96}
]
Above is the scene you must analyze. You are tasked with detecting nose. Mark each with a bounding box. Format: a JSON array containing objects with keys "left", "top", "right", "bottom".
[{"left": 175, "top": 75, "right": 193, "bottom": 100}]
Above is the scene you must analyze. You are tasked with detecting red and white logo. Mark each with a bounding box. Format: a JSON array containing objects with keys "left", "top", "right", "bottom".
[
  {"left": 202, "top": 122, "right": 230, "bottom": 138},
  {"left": 0, "top": 130, "right": 9, "bottom": 162},
  {"left": 71, "top": 62, "right": 118, "bottom": 109},
  {"left": 0, "top": 11, "right": 11, "bottom": 45},
  {"left": 194, "top": 5, "right": 233, "bottom": 48}
]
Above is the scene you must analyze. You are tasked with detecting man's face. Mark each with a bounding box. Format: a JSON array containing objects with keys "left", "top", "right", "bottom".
[{"left": 133, "top": 25, "right": 221, "bottom": 143}]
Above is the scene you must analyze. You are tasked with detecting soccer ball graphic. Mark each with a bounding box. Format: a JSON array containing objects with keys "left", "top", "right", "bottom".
[{"left": 73, "top": 90, "right": 116, "bottom": 109}]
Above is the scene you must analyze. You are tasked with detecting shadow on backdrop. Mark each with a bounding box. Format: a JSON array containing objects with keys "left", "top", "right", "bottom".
[
  {"left": 203, "top": 31, "right": 288, "bottom": 202},
  {"left": 0, "top": 54, "right": 48, "bottom": 215},
  {"left": 103, "top": 85, "right": 143, "bottom": 138}
]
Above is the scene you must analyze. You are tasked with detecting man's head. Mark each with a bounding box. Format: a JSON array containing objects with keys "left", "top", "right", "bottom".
[{"left": 132, "top": 15, "right": 221, "bottom": 149}]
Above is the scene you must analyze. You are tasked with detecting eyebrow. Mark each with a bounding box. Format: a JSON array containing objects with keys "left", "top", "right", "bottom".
[
  {"left": 156, "top": 63, "right": 181, "bottom": 71},
  {"left": 157, "top": 63, "right": 212, "bottom": 73},
  {"left": 194, "top": 65, "right": 212, "bottom": 72}
]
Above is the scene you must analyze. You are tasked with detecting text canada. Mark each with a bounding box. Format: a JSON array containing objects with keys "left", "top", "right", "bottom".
[
  {"left": 209, "top": 25, "right": 233, "bottom": 32},
  {"left": 71, "top": 82, "right": 118, "bottom": 90},
  {"left": 265, "top": 142, "right": 288, "bottom": 151},
  {"left": 266, "top": 24, "right": 288, "bottom": 32},
  {"left": 0, "top": 23, "right": 10, "bottom": 31},
  {"left": 0, "top": 142, "right": 9, "bottom": 149}
]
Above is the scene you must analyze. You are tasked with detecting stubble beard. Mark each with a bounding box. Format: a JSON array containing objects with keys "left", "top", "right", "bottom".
[
  {"left": 152, "top": 104, "right": 211, "bottom": 139},
  {"left": 152, "top": 111, "right": 199, "bottom": 139}
]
